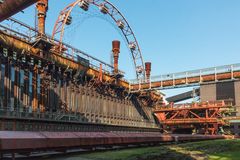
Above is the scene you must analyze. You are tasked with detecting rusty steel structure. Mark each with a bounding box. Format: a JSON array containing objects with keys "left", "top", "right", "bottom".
[
  {"left": 0, "top": 17, "right": 162, "bottom": 134},
  {"left": 154, "top": 100, "right": 234, "bottom": 135},
  {"left": 0, "top": 2, "right": 239, "bottom": 157},
  {"left": 0, "top": 0, "right": 238, "bottom": 135},
  {"left": 130, "top": 63, "right": 240, "bottom": 92}
]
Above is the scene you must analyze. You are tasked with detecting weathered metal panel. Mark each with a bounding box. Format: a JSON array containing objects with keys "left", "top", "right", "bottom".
[
  {"left": 216, "top": 81, "right": 235, "bottom": 104},
  {"left": 0, "top": 0, "right": 38, "bottom": 22},
  {"left": 0, "top": 131, "right": 46, "bottom": 150},
  {"left": 200, "top": 84, "right": 216, "bottom": 101},
  {"left": 0, "top": 131, "right": 234, "bottom": 153}
]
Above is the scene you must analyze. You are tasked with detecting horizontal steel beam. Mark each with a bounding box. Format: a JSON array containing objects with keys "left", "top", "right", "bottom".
[
  {"left": 0, "top": 0, "right": 38, "bottom": 22},
  {"left": 166, "top": 88, "right": 200, "bottom": 103},
  {"left": 130, "top": 65, "right": 240, "bottom": 91}
]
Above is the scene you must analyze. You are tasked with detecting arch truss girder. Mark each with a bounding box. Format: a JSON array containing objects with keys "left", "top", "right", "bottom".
[{"left": 52, "top": 0, "right": 145, "bottom": 80}]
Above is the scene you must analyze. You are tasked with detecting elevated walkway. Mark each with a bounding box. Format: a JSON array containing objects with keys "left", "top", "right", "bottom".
[{"left": 130, "top": 63, "right": 240, "bottom": 91}]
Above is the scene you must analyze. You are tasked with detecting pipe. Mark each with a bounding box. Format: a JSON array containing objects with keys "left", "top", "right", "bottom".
[
  {"left": 36, "top": 0, "right": 48, "bottom": 34},
  {"left": 0, "top": 0, "right": 38, "bottom": 22},
  {"left": 112, "top": 40, "right": 120, "bottom": 74},
  {"left": 145, "top": 62, "right": 151, "bottom": 82}
]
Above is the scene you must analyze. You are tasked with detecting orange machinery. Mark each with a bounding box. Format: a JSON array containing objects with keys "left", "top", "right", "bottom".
[{"left": 154, "top": 100, "right": 234, "bottom": 135}]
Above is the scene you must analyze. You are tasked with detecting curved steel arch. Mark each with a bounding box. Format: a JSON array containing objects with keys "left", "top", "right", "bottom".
[{"left": 52, "top": 0, "right": 145, "bottom": 80}]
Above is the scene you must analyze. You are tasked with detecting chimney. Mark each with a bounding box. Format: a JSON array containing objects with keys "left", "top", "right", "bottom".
[
  {"left": 36, "top": 0, "right": 48, "bottom": 34},
  {"left": 112, "top": 40, "right": 120, "bottom": 74},
  {"left": 145, "top": 62, "right": 151, "bottom": 82}
]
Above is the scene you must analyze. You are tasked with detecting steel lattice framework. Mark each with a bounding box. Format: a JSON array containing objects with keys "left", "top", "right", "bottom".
[
  {"left": 52, "top": 0, "right": 145, "bottom": 80},
  {"left": 154, "top": 100, "right": 234, "bottom": 135}
]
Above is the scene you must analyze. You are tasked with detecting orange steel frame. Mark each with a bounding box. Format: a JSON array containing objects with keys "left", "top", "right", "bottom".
[{"left": 154, "top": 100, "right": 233, "bottom": 135}]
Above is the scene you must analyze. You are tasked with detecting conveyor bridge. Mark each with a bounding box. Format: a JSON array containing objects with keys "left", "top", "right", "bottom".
[{"left": 130, "top": 63, "right": 240, "bottom": 92}]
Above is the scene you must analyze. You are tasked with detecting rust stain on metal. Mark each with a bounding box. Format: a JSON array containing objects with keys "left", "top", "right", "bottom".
[{"left": 0, "top": 0, "right": 38, "bottom": 22}]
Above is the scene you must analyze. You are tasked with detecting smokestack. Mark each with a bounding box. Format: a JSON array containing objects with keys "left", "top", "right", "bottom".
[
  {"left": 36, "top": 0, "right": 48, "bottom": 34},
  {"left": 112, "top": 40, "right": 120, "bottom": 74},
  {"left": 145, "top": 62, "right": 151, "bottom": 82}
]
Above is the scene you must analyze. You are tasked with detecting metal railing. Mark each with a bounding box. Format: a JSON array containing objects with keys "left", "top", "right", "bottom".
[
  {"left": 158, "top": 100, "right": 233, "bottom": 110},
  {"left": 130, "top": 63, "right": 240, "bottom": 91},
  {"left": 0, "top": 18, "right": 125, "bottom": 76}
]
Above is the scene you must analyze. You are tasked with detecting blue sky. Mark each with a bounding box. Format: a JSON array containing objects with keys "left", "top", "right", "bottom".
[{"left": 13, "top": 0, "right": 240, "bottom": 97}]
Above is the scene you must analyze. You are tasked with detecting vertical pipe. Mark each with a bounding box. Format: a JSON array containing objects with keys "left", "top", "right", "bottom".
[
  {"left": 14, "top": 66, "right": 20, "bottom": 111},
  {"left": 49, "top": 80, "right": 53, "bottom": 113},
  {"left": 4, "top": 60, "right": 10, "bottom": 109},
  {"left": 51, "top": 79, "right": 56, "bottom": 112},
  {"left": 58, "top": 78, "right": 61, "bottom": 111},
  {"left": 67, "top": 81, "right": 71, "bottom": 112},
  {"left": 74, "top": 86, "right": 77, "bottom": 113},
  {"left": 3, "top": 63, "right": 7, "bottom": 108},
  {"left": 77, "top": 88, "right": 81, "bottom": 113},
  {"left": 24, "top": 69, "right": 30, "bottom": 111},
  {"left": 75, "top": 88, "right": 78, "bottom": 114},
  {"left": 60, "top": 78, "right": 64, "bottom": 111},
  {"left": 23, "top": 69, "right": 29, "bottom": 109},
  {"left": 0, "top": 62, "right": 2, "bottom": 108},
  {"left": 36, "top": 0, "right": 48, "bottom": 34},
  {"left": 112, "top": 40, "right": 120, "bottom": 74},
  {"left": 37, "top": 73, "right": 41, "bottom": 111},
  {"left": 39, "top": 71, "right": 44, "bottom": 112},
  {"left": 55, "top": 77, "right": 60, "bottom": 112},
  {"left": 82, "top": 89, "right": 86, "bottom": 114},
  {"left": 70, "top": 83, "right": 73, "bottom": 112},
  {"left": 28, "top": 70, "right": 33, "bottom": 112},
  {"left": 32, "top": 66, "right": 38, "bottom": 112},
  {"left": 72, "top": 85, "right": 74, "bottom": 113},
  {"left": 99, "top": 64, "right": 103, "bottom": 82},
  {"left": 44, "top": 72, "right": 49, "bottom": 112},
  {"left": 64, "top": 79, "right": 68, "bottom": 112},
  {"left": 10, "top": 65, "right": 14, "bottom": 111},
  {"left": 79, "top": 86, "right": 83, "bottom": 113},
  {"left": 19, "top": 69, "right": 24, "bottom": 112},
  {"left": 145, "top": 62, "right": 151, "bottom": 82}
]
